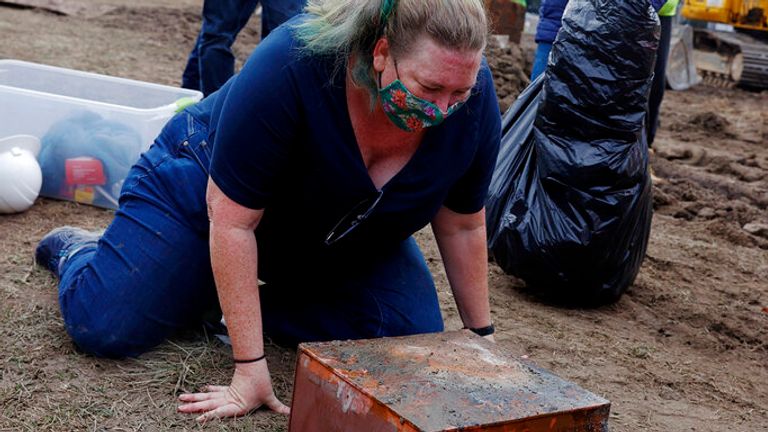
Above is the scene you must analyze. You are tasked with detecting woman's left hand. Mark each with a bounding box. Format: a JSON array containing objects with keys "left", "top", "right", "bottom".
[{"left": 177, "top": 360, "right": 290, "bottom": 422}]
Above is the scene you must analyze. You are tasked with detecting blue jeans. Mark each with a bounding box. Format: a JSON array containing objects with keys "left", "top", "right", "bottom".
[
  {"left": 57, "top": 112, "right": 443, "bottom": 358},
  {"left": 530, "top": 42, "right": 553, "bottom": 81},
  {"left": 182, "top": 0, "right": 305, "bottom": 96}
]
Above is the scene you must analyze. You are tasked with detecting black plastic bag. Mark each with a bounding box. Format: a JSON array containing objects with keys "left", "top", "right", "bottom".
[{"left": 486, "top": 0, "right": 659, "bottom": 305}]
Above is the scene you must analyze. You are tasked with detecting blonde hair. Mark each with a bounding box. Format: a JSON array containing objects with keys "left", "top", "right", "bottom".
[{"left": 295, "top": 0, "right": 488, "bottom": 98}]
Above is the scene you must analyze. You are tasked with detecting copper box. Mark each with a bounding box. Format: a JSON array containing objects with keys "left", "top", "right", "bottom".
[{"left": 288, "top": 330, "right": 610, "bottom": 432}]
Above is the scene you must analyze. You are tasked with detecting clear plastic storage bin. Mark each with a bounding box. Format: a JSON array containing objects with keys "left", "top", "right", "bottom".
[{"left": 0, "top": 59, "right": 202, "bottom": 209}]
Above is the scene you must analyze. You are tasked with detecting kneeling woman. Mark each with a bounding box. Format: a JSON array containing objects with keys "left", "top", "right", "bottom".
[{"left": 36, "top": 0, "right": 501, "bottom": 420}]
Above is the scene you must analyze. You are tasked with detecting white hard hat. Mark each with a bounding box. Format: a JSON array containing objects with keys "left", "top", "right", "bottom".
[{"left": 0, "top": 135, "right": 43, "bottom": 214}]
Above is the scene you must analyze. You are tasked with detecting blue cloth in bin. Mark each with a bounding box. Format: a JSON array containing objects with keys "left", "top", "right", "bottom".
[{"left": 38, "top": 111, "right": 142, "bottom": 208}]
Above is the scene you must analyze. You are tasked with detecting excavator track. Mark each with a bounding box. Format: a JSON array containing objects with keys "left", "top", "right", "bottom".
[
  {"left": 738, "top": 41, "right": 768, "bottom": 87},
  {"left": 693, "top": 30, "right": 768, "bottom": 89}
]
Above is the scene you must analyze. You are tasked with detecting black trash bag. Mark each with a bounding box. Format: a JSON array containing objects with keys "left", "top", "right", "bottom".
[{"left": 486, "top": 0, "right": 659, "bottom": 305}]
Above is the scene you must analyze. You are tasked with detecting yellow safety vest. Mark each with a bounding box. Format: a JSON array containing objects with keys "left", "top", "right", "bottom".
[{"left": 659, "top": 0, "right": 680, "bottom": 17}]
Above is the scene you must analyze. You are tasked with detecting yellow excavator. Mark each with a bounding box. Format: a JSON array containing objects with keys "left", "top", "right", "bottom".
[{"left": 681, "top": 0, "right": 768, "bottom": 88}]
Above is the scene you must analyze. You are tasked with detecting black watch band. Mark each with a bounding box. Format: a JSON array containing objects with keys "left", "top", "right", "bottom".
[{"left": 466, "top": 324, "right": 495, "bottom": 337}]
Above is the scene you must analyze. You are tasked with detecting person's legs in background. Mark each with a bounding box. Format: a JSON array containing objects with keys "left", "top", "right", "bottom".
[
  {"left": 530, "top": 42, "right": 553, "bottom": 80},
  {"left": 259, "top": 237, "right": 444, "bottom": 347},
  {"left": 647, "top": 15, "right": 672, "bottom": 147},
  {"left": 181, "top": 0, "right": 260, "bottom": 96},
  {"left": 259, "top": 0, "right": 305, "bottom": 40},
  {"left": 181, "top": 33, "right": 202, "bottom": 91},
  {"left": 36, "top": 113, "right": 219, "bottom": 358},
  {"left": 197, "top": 0, "right": 260, "bottom": 96},
  {"left": 182, "top": 0, "right": 305, "bottom": 96}
]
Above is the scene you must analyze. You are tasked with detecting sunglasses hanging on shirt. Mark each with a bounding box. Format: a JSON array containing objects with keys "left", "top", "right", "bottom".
[{"left": 324, "top": 189, "right": 384, "bottom": 246}]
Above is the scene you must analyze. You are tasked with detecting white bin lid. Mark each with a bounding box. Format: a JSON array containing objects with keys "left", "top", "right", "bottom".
[{"left": 0, "top": 60, "right": 201, "bottom": 110}]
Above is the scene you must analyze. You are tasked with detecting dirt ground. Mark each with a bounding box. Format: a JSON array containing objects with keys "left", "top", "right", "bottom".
[{"left": 1, "top": 2, "right": 766, "bottom": 431}]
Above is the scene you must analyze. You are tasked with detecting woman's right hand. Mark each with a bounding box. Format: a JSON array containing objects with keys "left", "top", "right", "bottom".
[{"left": 177, "top": 360, "right": 290, "bottom": 422}]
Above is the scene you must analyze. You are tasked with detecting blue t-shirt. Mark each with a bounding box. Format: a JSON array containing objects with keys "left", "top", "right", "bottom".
[{"left": 187, "top": 15, "right": 501, "bottom": 282}]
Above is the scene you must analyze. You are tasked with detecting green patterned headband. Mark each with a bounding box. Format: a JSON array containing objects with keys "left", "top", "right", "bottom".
[{"left": 380, "top": 0, "right": 398, "bottom": 28}]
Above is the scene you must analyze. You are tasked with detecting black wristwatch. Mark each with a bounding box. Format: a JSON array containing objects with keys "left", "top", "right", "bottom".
[{"left": 466, "top": 324, "right": 495, "bottom": 337}]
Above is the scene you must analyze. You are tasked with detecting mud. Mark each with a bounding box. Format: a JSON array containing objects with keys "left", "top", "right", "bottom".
[{"left": 486, "top": 40, "right": 532, "bottom": 112}]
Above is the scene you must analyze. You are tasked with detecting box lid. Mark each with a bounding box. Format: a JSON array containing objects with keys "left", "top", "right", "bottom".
[
  {"left": 294, "top": 331, "right": 611, "bottom": 431},
  {"left": 0, "top": 59, "right": 201, "bottom": 110}
]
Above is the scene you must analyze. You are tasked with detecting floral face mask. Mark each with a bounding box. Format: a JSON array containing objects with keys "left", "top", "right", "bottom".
[{"left": 378, "top": 60, "right": 467, "bottom": 132}]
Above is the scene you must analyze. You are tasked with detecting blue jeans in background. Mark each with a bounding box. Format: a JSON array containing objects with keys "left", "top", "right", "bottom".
[
  {"left": 56, "top": 112, "right": 443, "bottom": 358},
  {"left": 530, "top": 42, "right": 553, "bottom": 81},
  {"left": 182, "top": 0, "right": 305, "bottom": 96}
]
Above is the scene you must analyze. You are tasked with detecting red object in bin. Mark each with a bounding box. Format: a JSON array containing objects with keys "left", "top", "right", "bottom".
[
  {"left": 65, "top": 157, "right": 106, "bottom": 185},
  {"left": 289, "top": 330, "right": 610, "bottom": 432}
]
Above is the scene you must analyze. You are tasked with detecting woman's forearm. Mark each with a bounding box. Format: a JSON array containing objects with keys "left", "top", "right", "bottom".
[
  {"left": 432, "top": 208, "right": 492, "bottom": 329},
  {"left": 210, "top": 223, "right": 265, "bottom": 359},
  {"left": 206, "top": 178, "right": 266, "bottom": 359}
]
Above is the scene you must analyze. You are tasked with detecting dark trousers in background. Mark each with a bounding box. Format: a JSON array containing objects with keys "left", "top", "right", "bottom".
[
  {"left": 647, "top": 15, "right": 672, "bottom": 147},
  {"left": 182, "top": 0, "right": 304, "bottom": 96}
]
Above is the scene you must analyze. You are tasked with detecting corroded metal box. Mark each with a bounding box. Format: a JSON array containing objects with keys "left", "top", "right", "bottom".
[{"left": 288, "top": 330, "right": 610, "bottom": 432}]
